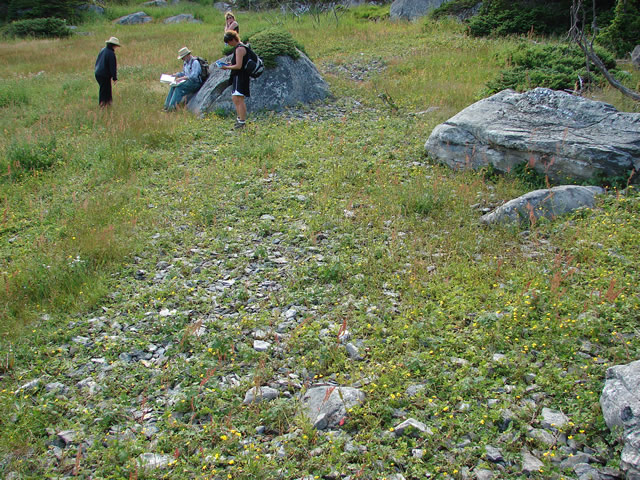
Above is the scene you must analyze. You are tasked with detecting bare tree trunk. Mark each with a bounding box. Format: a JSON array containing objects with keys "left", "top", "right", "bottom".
[{"left": 569, "top": 0, "right": 640, "bottom": 102}]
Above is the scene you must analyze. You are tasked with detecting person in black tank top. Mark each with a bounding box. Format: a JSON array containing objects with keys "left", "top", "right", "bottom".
[{"left": 222, "top": 30, "right": 250, "bottom": 130}]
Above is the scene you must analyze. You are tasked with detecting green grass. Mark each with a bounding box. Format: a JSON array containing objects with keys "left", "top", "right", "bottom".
[{"left": 0, "top": 4, "right": 639, "bottom": 479}]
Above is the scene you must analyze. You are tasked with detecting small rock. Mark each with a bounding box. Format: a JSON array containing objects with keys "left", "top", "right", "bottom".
[
  {"left": 574, "top": 462, "right": 601, "bottom": 480},
  {"left": 393, "top": 418, "right": 432, "bottom": 437},
  {"left": 521, "top": 449, "right": 544, "bottom": 474},
  {"left": 45, "top": 382, "right": 66, "bottom": 393},
  {"left": 474, "top": 469, "right": 494, "bottom": 480},
  {"left": 253, "top": 340, "right": 271, "bottom": 352},
  {"left": 57, "top": 430, "right": 77, "bottom": 446},
  {"left": 560, "top": 453, "right": 595, "bottom": 470},
  {"left": 345, "top": 343, "right": 363, "bottom": 360},
  {"left": 540, "top": 407, "right": 570, "bottom": 430},
  {"left": 300, "top": 386, "right": 365, "bottom": 430},
  {"left": 243, "top": 386, "right": 279, "bottom": 405},
  {"left": 528, "top": 427, "right": 557, "bottom": 446},
  {"left": 485, "top": 445, "right": 504, "bottom": 463},
  {"left": 17, "top": 378, "right": 41, "bottom": 392},
  {"left": 138, "top": 453, "right": 173, "bottom": 470},
  {"left": 406, "top": 384, "right": 427, "bottom": 397}
]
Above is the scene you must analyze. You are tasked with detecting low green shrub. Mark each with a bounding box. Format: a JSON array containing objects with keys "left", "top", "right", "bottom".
[
  {"left": 243, "top": 29, "right": 305, "bottom": 68},
  {"left": 485, "top": 42, "right": 618, "bottom": 94},
  {"left": 4, "top": 17, "right": 72, "bottom": 38},
  {"left": 2, "top": 138, "right": 62, "bottom": 181},
  {"left": 222, "top": 30, "right": 306, "bottom": 63},
  {"left": 350, "top": 4, "right": 390, "bottom": 21},
  {"left": 468, "top": 0, "right": 570, "bottom": 37},
  {"left": 7, "top": 0, "right": 80, "bottom": 21},
  {"left": 430, "top": 0, "right": 481, "bottom": 20}
]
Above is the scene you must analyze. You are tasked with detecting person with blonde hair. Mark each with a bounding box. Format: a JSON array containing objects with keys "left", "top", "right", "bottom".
[
  {"left": 224, "top": 11, "right": 239, "bottom": 33},
  {"left": 94, "top": 36, "right": 120, "bottom": 107}
]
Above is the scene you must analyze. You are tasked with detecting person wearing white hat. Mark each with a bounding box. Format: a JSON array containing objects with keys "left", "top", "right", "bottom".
[
  {"left": 163, "top": 47, "right": 203, "bottom": 111},
  {"left": 94, "top": 37, "right": 120, "bottom": 107}
]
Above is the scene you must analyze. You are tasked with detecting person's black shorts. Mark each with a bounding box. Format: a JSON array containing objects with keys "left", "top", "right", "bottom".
[{"left": 231, "top": 73, "right": 250, "bottom": 98}]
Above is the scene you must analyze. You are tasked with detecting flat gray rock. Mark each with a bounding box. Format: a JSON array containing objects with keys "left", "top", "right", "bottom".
[
  {"left": 480, "top": 185, "right": 604, "bottom": 225},
  {"left": 77, "top": 4, "right": 104, "bottom": 14},
  {"left": 213, "top": 2, "right": 231, "bottom": 12},
  {"left": 521, "top": 449, "right": 544, "bottom": 474},
  {"left": 164, "top": 14, "right": 202, "bottom": 24},
  {"left": 474, "top": 469, "right": 494, "bottom": 480},
  {"left": 485, "top": 445, "right": 504, "bottom": 463},
  {"left": 393, "top": 418, "right": 432, "bottom": 436},
  {"left": 114, "top": 11, "right": 152, "bottom": 24},
  {"left": 188, "top": 51, "right": 330, "bottom": 116},
  {"left": 243, "top": 386, "right": 279, "bottom": 404},
  {"left": 253, "top": 340, "right": 270, "bottom": 352},
  {"left": 574, "top": 462, "right": 602, "bottom": 480},
  {"left": 390, "top": 0, "right": 449, "bottom": 20},
  {"left": 142, "top": 0, "right": 167, "bottom": 6},
  {"left": 541, "top": 407, "right": 570, "bottom": 429},
  {"left": 138, "top": 453, "right": 172, "bottom": 470},
  {"left": 300, "top": 385, "right": 364, "bottom": 430},
  {"left": 425, "top": 88, "right": 640, "bottom": 185},
  {"left": 601, "top": 360, "right": 640, "bottom": 479}
]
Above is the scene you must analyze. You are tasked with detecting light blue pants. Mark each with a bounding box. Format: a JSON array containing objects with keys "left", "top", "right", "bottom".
[{"left": 164, "top": 79, "right": 202, "bottom": 110}]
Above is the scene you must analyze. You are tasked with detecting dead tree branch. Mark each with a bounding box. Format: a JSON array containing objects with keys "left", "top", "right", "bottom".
[{"left": 569, "top": 0, "right": 640, "bottom": 102}]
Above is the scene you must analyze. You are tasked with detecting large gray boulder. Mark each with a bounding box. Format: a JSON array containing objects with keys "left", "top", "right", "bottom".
[
  {"left": 390, "top": 0, "right": 449, "bottom": 20},
  {"left": 114, "top": 11, "right": 152, "bottom": 24},
  {"left": 76, "top": 4, "right": 105, "bottom": 15},
  {"left": 632, "top": 46, "right": 640, "bottom": 70},
  {"left": 480, "top": 185, "right": 604, "bottom": 225},
  {"left": 213, "top": 2, "right": 231, "bottom": 12},
  {"left": 425, "top": 88, "right": 640, "bottom": 185},
  {"left": 188, "top": 51, "right": 330, "bottom": 116},
  {"left": 601, "top": 360, "right": 640, "bottom": 479},
  {"left": 164, "top": 14, "right": 201, "bottom": 24},
  {"left": 300, "top": 385, "right": 365, "bottom": 430}
]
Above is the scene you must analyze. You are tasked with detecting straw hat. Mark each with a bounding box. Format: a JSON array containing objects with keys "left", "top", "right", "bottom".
[
  {"left": 177, "top": 47, "right": 191, "bottom": 59},
  {"left": 105, "top": 36, "right": 120, "bottom": 46}
]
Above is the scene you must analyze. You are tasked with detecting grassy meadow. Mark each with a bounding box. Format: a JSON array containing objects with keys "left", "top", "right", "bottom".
[{"left": 0, "top": 3, "right": 639, "bottom": 478}]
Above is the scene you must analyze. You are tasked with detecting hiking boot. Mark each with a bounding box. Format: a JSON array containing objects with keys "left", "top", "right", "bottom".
[{"left": 233, "top": 121, "right": 246, "bottom": 130}]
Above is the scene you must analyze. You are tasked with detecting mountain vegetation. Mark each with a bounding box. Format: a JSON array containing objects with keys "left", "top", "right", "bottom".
[{"left": 0, "top": 2, "right": 639, "bottom": 478}]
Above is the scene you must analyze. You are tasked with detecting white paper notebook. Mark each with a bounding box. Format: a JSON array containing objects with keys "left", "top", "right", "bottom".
[{"left": 160, "top": 74, "right": 185, "bottom": 86}]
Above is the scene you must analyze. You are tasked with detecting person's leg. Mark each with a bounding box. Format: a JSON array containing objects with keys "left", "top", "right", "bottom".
[
  {"left": 164, "top": 85, "right": 177, "bottom": 110},
  {"left": 169, "top": 80, "right": 200, "bottom": 109},
  {"left": 96, "top": 75, "right": 112, "bottom": 107},
  {"left": 232, "top": 94, "right": 247, "bottom": 122}
]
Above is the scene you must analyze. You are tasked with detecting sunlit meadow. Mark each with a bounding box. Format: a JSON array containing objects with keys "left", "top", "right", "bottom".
[{"left": 0, "top": 3, "right": 639, "bottom": 478}]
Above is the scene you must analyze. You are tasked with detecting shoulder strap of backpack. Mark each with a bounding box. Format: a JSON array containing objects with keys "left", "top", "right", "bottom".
[{"left": 239, "top": 43, "right": 257, "bottom": 61}]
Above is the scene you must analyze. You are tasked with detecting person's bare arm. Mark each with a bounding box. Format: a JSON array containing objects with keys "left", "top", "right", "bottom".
[{"left": 222, "top": 47, "right": 245, "bottom": 70}]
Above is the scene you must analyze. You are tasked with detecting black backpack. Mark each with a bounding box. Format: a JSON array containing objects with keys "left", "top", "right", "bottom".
[
  {"left": 194, "top": 56, "right": 209, "bottom": 83},
  {"left": 241, "top": 44, "right": 264, "bottom": 79}
]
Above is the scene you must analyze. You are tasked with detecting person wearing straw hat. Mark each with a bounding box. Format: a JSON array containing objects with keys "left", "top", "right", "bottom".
[
  {"left": 163, "top": 47, "right": 203, "bottom": 111},
  {"left": 94, "top": 36, "right": 120, "bottom": 107}
]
